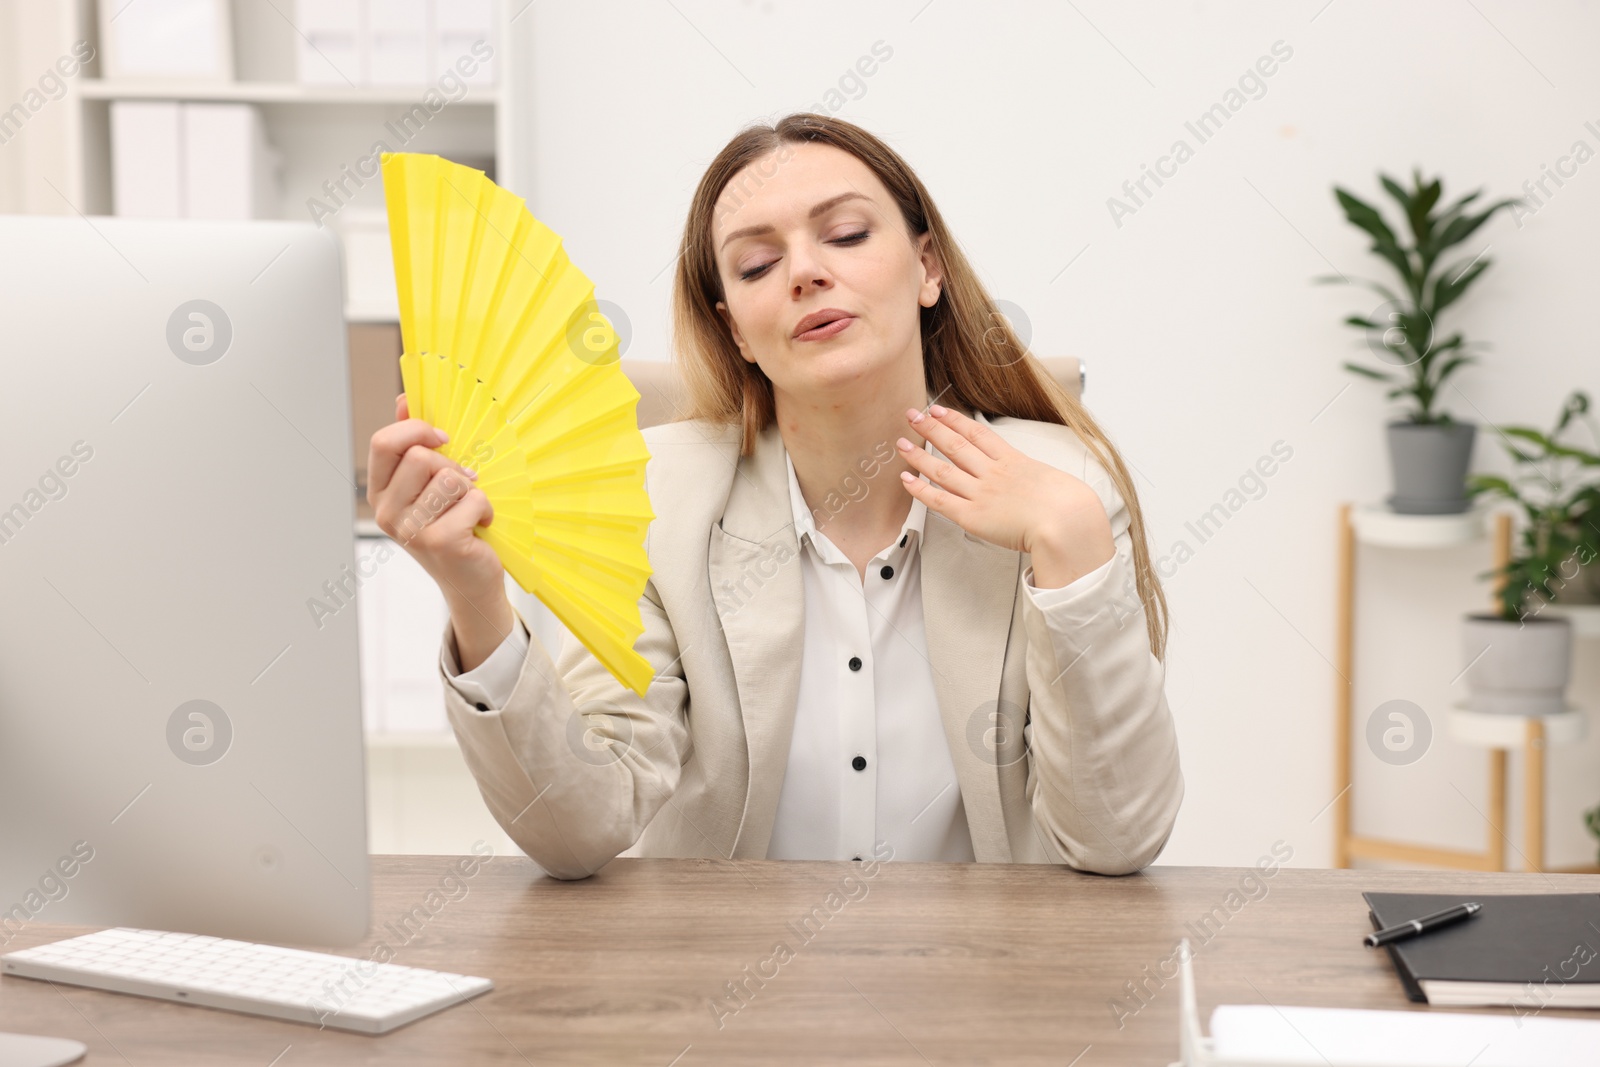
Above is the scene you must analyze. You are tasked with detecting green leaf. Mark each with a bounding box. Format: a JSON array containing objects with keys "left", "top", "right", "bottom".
[
  {"left": 1343, "top": 362, "right": 1393, "bottom": 381},
  {"left": 1335, "top": 189, "right": 1405, "bottom": 261},
  {"left": 1324, "top": 276, "right": 1404, "bottom": 303},
  {"left": 1379, "top": 174, "right": 1412, "bottom": 216},
  {"left": 1343, "top": 315, "right": 1381, "bottom": 330},
  {"left": 1369, "top": 242, "right": 1415, "bottom": 288},
  {"left": 1428, "top": 198, "right": 1520, "bottom": 257},
  {"left": 1433, "top": 259, "right": 1490, "bottom": 315},
  {"left": 1432, "top": 353, "right": 1475, "bottom": 386},
  {"left": 1541, "top": 441, "right": 1600, "bottom": 464},
  {"left": 1412, "top": 178, "right": 1442, "bottom": 243},
  {"left": 1502, "top": 426, "right": 1556, "bottom": 451},
  {"left": 1555, "top": 390, "right": 1591, "bottom": 434},
  {"left": 1391, "top": 307, "right": 1435, "bottom": 356},
  {"left": 1468, "top": 474, "right": 1517, "bottom": 499},
  {"left": 1437, "top": 189, "right": 1483, "bottom": 221}
]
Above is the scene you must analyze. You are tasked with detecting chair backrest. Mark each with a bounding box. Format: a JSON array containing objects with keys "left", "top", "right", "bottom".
[{"left": 620, "top": 355, "right": 1084, "bottom": 431}]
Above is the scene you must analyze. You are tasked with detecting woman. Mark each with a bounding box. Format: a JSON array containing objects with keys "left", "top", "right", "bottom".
[{"left": 367, "top": 113, "right": 1182, "bottom": 880}]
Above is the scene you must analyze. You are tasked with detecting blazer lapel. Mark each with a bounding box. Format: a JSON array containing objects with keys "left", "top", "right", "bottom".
[
  {"left": 920, "top": 473, "right": 1022, "bottom": 862},
  {"left": 707, "top": 419, "right": 805, "bottom": 860},
  {"left": 708, "top": 413, "right": 1019, "bottom": 862}
]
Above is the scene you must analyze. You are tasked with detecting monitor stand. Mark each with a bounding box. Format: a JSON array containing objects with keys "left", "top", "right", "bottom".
[{"left": 0, "top": 1034, "right": 85, "bottom": 1067}]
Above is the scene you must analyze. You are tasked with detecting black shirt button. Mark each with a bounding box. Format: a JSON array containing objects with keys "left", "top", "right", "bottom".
[
  {"left": 899, "top": 534, "right": 907, "bottom": 548},
  {"left": 852, "top": 755, "right": 867, "bottom": 771},
  {"left": 848, "top": 656, "right": 862, "bottom": 671},
  {"left": 880, "top": 565, "right": 894, "bottom": 579},
  {"left": 853, "top": 855, "right": 862, "bottom": 861},
  {"left": 474, "top": 702, "right": 489, "bottom": 711}
]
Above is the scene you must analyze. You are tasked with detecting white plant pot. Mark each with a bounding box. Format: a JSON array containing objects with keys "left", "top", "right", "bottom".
[{"left": 1460, "top": 614, "right": 1573, "bottom": 715}]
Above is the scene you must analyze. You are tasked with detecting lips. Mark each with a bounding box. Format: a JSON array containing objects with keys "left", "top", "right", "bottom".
[{"left": 792, "top": 308, "right": 855, "bottom": 341}]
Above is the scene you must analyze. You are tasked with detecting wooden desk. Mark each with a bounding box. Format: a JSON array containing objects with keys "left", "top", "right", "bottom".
[{"left": 3, "top": 857, "right": 1597, "bottom": 1065}]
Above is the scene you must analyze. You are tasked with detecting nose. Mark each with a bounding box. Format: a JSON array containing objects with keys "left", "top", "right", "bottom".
[{"left": 786, "top": 241, "right": 833, "bottom": 297}]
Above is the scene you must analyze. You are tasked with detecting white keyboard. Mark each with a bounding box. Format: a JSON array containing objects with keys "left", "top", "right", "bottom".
[{"left": 1, "top": 928, "right": 493, "bottom": 1035}]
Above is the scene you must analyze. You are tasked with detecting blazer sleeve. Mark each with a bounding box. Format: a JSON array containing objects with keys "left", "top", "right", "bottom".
[
  {"left": 1017, "top": 464, "right": 1183, "bottom": 875},
  {"left": 438, "top": 570, "right": 690, "bottom": 881}
]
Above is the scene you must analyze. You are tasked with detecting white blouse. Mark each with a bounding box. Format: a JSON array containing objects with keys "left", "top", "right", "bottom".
[{"left": 441, "top": 437, "right": 1110, "bottom": 862}]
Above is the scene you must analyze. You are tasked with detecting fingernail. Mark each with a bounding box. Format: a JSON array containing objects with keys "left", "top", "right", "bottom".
[
  {"left": 464, "top": 467, "right": 478, "bottom": 479},
  {"left": 907, "top": 408, "right": 924, "bottom": 423},
  {"left": 900, "top": 471, "right": 916, "bottom": 482},
  {"left": 435, "top": 429, "right": 449, "bottom": 443},
  {"left": 930, "top": 404, "right": 947, "bottom": 416}
]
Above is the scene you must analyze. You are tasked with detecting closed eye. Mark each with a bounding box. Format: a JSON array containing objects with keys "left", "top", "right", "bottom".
[{"left": 738, "top": 230, "right": 871, "bottom": 281}]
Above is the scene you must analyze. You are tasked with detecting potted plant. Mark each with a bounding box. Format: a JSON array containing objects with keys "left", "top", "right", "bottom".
[
  {"left": 1586, "top": 802, "right": 1600, "bottom": 867},
  {"left": 1319, "top": 170, "right": 1520, "bottom": 514},
  {"left": 1459, "top": 391, "right": 1600, "bottom": 714}
]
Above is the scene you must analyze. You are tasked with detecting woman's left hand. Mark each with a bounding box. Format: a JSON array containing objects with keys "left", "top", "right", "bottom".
[{"left": 897, "top": 404, "right": 1114, "bottom": 588}]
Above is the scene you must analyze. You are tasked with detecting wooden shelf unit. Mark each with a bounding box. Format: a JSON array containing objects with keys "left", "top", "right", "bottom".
[{"left": 1334, "top": 502, "right": 1593, "bottom": 873}]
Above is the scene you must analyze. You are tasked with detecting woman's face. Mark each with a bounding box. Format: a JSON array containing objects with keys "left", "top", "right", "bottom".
[{"left": 712, "top": 142, "right": 942, "bottom": 401}]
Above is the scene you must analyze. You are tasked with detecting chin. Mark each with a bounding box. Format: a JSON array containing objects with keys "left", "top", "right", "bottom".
[{"left": 801, "top": 347, "right": 889, "bottom": 390}]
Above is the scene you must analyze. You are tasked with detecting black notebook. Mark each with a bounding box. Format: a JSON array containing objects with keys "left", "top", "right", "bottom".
[{"left": 1364, "top": 892, "right": 1600, "bottom": 1008}]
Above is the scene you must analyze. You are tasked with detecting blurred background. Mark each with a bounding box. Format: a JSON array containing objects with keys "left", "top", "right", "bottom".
[{"left": 1, "top": 0, "right": 1596, "bottom": 872}]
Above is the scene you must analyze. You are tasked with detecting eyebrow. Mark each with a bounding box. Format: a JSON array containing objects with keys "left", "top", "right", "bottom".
[{"left": 718, "top": 191, "right": 874, "bottom": 250}]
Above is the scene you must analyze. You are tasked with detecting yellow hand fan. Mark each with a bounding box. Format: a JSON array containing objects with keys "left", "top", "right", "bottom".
[{"left": 380, "top": 151, "right": 657, "bottom": 697}]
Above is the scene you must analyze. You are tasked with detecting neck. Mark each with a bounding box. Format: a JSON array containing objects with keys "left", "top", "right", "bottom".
[{"left": 773, "top": 358, "right": 932, "bottom": 545}]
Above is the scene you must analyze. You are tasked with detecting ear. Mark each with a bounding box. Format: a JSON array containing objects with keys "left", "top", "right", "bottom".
[
  {"left": 715, "top": 299, "right": 755, "bottom": 363},
  {"left": 915, "top": 232, "right": 943, "bottom": 309}
]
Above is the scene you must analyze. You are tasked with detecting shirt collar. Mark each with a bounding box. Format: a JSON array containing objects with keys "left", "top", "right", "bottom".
[{"left": 785, "top": 437, "right": 932, "bottom": 555}]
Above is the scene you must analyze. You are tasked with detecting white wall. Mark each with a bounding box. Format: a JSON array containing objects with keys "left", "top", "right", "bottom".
[
  {"left": 4, "top": 0, "right": 1595, "bottom": 868},
  {"left": 516, "top": 0, "right": 1600, "bottom": 869}
]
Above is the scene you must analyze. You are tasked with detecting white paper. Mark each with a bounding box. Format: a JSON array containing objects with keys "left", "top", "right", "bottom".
[{"left": 1209, "top": 1004, "right": 1600, "bottom": 1067}]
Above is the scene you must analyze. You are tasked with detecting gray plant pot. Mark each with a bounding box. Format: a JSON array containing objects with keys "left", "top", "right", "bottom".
[
  {"left": 1460, "top": 614, "right": 1573, "bottom": 715},
  {"left": 1386, "top": 420, "right": 1476, "bottom": 514}
]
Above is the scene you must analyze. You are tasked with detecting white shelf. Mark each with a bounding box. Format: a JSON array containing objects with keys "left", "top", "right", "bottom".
[
  {"left": 78, "top": 79, "right": 497, "bottom": 106},
  {"left": 1543, "top": 603, "right": 1600, "bottom": 638},
  {"left": 346, "top": 303, "right": 400, "bottom": 324},
  {"left": 1449, "top": 703, "right": 1587, "bottom": 748},
  {"left": 60, "top": 0, "right": 532, "bottom": 217},
  {"left": 1350, "top": 502, "right": 1495, "bottom": 548}
]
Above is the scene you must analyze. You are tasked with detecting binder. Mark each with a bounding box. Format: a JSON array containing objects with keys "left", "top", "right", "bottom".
[
  {"left": 1363, "top": 892, "right": 1600, "bottom": 1007},
  {"left": 110, "top": 102, "right": 183, "bottom": 218},
  {"left": 181, "top": 105, "right": 281, "bottom": 220}
]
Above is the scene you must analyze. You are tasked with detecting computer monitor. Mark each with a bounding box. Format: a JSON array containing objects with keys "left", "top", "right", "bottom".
[{"left": 0, "top": 216, "right": 369, "bottom": 947}]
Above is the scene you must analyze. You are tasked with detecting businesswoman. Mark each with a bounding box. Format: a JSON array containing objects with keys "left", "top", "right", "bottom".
[{"left": 367, "top": 113, "right": 1183, "bottom": 880}]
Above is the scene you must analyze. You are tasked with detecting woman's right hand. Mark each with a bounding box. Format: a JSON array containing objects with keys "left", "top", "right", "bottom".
[{"left": 367, "top": 393, "right": 515, "bottom": 670}]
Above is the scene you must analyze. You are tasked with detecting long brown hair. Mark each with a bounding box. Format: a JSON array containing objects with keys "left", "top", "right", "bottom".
[{"left": 668, "top": 113, "right": 1168, "bottom": 660}]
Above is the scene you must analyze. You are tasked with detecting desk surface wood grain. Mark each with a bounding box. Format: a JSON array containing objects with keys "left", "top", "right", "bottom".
[{"left": 2, "top": 856, "right": 1598, "bottom": 1065}]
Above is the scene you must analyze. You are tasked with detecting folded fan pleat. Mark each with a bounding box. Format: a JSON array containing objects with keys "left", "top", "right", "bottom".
[{"left": 382, "top": 153, "right": 657, "bottom": 696}]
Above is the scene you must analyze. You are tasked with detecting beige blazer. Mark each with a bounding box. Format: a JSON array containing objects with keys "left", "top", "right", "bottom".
[{"left": 439, "top": 411, "right": 1183, "bottom": 880}]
